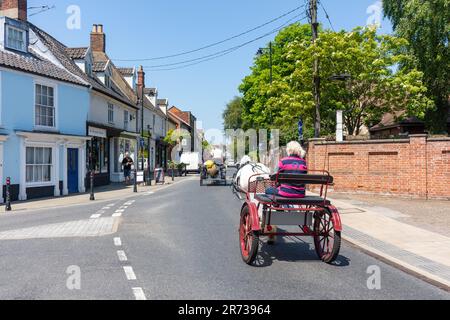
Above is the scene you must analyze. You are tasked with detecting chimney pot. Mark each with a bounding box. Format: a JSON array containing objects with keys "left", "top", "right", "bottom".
[{"left": 91, "top": 23, "right": 106, "bottom": 53}]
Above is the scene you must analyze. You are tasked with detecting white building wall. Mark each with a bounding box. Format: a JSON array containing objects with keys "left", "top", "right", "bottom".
[{"left": 89, "top": 93, "right": 137, "bottom": 132}]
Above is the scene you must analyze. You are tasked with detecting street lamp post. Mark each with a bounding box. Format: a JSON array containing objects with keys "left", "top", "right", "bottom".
[{"left": 89, "top": 143, "right": 95, "bottom": 201}]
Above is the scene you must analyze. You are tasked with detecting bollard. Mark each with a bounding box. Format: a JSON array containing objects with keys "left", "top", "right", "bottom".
[
  {"left": 171, "top": 168, "right": 175, "bottom": 182},
  {"left": 5, "top": 177, "right": 12, "bottom": 211},
  {"left": 134, "top": 169, "right": 138, "bottom": 193},
  {"left": 90, "top": 171, "right": 95, "bottom": 201}
]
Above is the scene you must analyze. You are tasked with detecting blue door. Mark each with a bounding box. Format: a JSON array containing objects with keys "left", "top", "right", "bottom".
[{"left": 67, "top": 148, "right": 79, "bottom": 194}]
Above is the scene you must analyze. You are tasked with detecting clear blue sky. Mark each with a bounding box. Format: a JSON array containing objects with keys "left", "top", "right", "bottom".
[{"left": 28, "top": 0, "right": 392, "bottom": 131}]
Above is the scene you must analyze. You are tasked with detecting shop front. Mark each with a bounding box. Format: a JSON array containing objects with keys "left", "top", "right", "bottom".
[
  {"left": 86, "top": 125, "right": 110, "bottom": 187},
  {"left": 110, "top": 133, "right": 139, "bottom": 183}
]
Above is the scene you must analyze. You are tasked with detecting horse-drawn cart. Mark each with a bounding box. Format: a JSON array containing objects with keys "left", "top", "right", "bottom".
[
  {"left": 200, "top": 160, "right": 227, "bottom": 186},
  {"left": 239, "top": 170, "right": 342, "bottom": 265}
]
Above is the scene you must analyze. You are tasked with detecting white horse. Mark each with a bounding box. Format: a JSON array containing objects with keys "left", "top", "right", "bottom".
[
  {"left": 233, "top": 156, "right": 278, "bottom": 243},
  {"left": 233, "top": 156, "right": 271, "bottom": 197}
]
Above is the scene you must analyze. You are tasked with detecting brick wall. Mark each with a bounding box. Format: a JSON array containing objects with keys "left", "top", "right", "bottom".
[{"left": 306, "top": 135, "right": 450, "bottom": 200}]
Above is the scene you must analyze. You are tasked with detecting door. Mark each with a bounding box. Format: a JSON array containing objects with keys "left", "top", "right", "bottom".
[{"left": 67, "top": 148, "right": 79, "bottom": 194}]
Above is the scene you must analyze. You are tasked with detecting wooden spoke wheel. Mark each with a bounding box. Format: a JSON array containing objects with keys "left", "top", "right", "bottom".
[
  {"left": 314, "top": 208, "right": 341, "bottom": 264},
  {"left": 239, "top": 205, "right": 259, "bottom": 265}
]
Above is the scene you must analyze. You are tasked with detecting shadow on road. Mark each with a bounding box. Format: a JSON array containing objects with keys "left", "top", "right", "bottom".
[{"left": 252, "top": 235, "right": 351, "bottom": 268}]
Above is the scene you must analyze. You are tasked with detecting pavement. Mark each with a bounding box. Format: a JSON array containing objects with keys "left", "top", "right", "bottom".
[
  {"left": 0, "top": 174, "right": 448, "bottom": 300},
  {"left": 0, "top": 175, "right": 186, "bottom": 214},
  {"left": 326, "top": 193, "right": 450, "bottom": 290}
]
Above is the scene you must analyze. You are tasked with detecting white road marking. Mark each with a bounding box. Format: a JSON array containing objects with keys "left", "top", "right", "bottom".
[
  {"left": 117, "top": 250, "right": 128, "bottom": 262},
  {"left": 123, "top": 266, "right": 137, "bottom": 280},
  {"left": 112, "top": 212, "right": 122, "bottom": 218},
  {"left": 132, "top": 287, "right": 147, "bottom": 300},
  {"left": 119, "top": 206, "right": 128, "bottom": 210},
  {"left": 90, "top": 214, "right": 102, "bottom": 219},
  {"left": 114, "top": 237, "right": 122, "bottom": 246},
  {"left": 115, "top": 209, "right": 125, "bottom": 213},
  {"left": 102, "top": 207, "right": 111, "bottom": 210}
]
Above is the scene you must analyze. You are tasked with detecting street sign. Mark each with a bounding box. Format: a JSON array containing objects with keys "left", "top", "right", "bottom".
[
  {"left": 136, "top": 171, "right": 144, "bottom": 183},
  {"left": 298, "top": 119, "right": 304, "bottom": 141}
]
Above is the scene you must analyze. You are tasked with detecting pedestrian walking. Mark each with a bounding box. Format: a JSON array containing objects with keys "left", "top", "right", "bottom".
[{"left": 122, "top": 152, "right": 134, "bottom": 185}]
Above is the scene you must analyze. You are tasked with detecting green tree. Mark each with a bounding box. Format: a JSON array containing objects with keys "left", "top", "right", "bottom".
[
  {"left": 239, "top": 23, "right": 433, "bottom": 141},
  {"left": 383, "top": 0, "right": 450, "bottom": 133},
  {"left": 222, "top": 96, "right": 244, "bottom": 129}
]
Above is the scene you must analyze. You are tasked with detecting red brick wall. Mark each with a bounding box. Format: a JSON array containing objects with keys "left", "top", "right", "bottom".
[{"left": 306, "top": 135, "right": 450, "bottom": 200}]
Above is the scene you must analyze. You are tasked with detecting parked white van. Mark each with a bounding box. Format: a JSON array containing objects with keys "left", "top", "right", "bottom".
[{"left": 180, "top": 152, "right": 202, "bottom": 174}]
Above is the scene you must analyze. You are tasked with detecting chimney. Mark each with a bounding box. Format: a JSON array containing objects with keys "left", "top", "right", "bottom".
[
  {"left": 90, "top": 24, "right": 106, "bottom": 52},
  {"left": 0, "top": 0, "right": 28, "bottom": 21},
  {"left": 137, "top": 65, "right": 145, "bottom": 90}
]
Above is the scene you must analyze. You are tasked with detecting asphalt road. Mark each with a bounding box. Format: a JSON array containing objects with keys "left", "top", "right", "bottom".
[{"left": 0, "top": 176, "right": 449, "bottom": 300}]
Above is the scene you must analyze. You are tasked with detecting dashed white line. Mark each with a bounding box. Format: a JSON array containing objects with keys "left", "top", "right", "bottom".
[
  {"left": 117, "top": 250, "right": 128, "bottom": 262},
  {"left": 132, "top": 287, "right": 147, "bottom": 300},
  {"left": 112, "top": 212, "right": 123, "bottom": 218},
  {"left": 123, "top": 266, "right": 137, "bottom": 280},
  {"left": 114, "top": 237, "right": 122, "bottom": 246},
  {"left": 90, "top": 214, "right": 102, "bottom": 219}
]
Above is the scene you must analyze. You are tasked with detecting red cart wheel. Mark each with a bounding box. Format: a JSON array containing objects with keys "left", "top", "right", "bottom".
[
  {"left": 239, "top": 205, "right": 259, "bottom": 265},
  {"left": 314, "top": 208, "right": 341, "bottom": 264}
]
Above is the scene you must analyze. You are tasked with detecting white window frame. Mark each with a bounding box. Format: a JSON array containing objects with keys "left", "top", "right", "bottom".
[
  {"left": 124, "top": 110, "right": 129, "bottom": 131},
  {"left": 34, "top": 80, "right": 58, "bottom": 131},
  {"left": 25, "top": 144, "right": 55, "bottom": 187},
  {"left": 6, "top": 25, "right": 27, "bottom": 52},
  {"left": 108, "top": 103, "right": 114, "bottom": 124}
]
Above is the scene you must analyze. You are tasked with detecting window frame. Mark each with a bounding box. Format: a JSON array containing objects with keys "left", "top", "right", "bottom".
[
  {"left": 5, "top": 24, "right": 27, "bottom": 52},
  {"left": 108, "top": 103, "right": 114, "bottom": 124},
  {"left": 25, "top": 146, "right": 54, "bottom": 186},
  {"left": 34, "top": 80, "right": 58, "bottom": 131},
  {"left": 124, "top": 110, "right": 129, "bottom": 131}
]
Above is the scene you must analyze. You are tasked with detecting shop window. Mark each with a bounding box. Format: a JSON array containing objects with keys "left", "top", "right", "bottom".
[
  {"left": 87, "top": 137, "right": 108, "bottom": 174},
  {"left": 114, "top": 137, "right": 136, "bottom": 173},
  {"left": 26, "top": 147, "right": 52, "bottom": 183}
]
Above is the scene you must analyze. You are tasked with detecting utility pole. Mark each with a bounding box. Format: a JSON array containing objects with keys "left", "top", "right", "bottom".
[
  {"left": 310, "top": 0, "right": 321, "bottom": 138},
  {"left": 269, "top": 41, "right": 273, "bottom": 84}
]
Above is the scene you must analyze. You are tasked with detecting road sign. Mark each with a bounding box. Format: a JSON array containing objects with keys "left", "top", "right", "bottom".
[{"left": 298, "top": 119, "right": 304, "bottom": 141}]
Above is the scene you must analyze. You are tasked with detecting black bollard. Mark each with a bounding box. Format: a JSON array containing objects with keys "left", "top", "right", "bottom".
[
  {"left": 5, "top": 177, "right": 12, "bottom": 211},
  {"left": 134, "top": 169, "right": 138, "bottom": 193},
  {"left": 171, "top": 168, "right": 175, "bottom": 182},
  {"left": 90, "top": 171, "right": 95, "bottom": 201}
]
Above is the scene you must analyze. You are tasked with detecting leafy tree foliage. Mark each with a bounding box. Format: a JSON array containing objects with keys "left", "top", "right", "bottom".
[
  {"left": 222, "top": 96, "right": 244, "bottom": 130},
  {"left": 383, "top": 0, "right": 449, "bottom": 133},
  {"left": 237, "top": 23, "right": 433, "bottom": 142}
]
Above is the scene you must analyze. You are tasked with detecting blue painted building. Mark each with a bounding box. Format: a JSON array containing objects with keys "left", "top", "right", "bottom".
[{"left": 0, "top": 1, "right": 91, "bottom": 201}]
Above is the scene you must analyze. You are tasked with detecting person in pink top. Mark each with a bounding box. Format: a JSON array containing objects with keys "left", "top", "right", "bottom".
[{"left": 266, "top": 141, "right": 308, "bottom": 198}]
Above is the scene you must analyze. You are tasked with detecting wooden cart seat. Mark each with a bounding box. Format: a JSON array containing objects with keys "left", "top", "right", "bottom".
[{"left": 255, "top": 194, "right": 331, "bottom": 205}]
